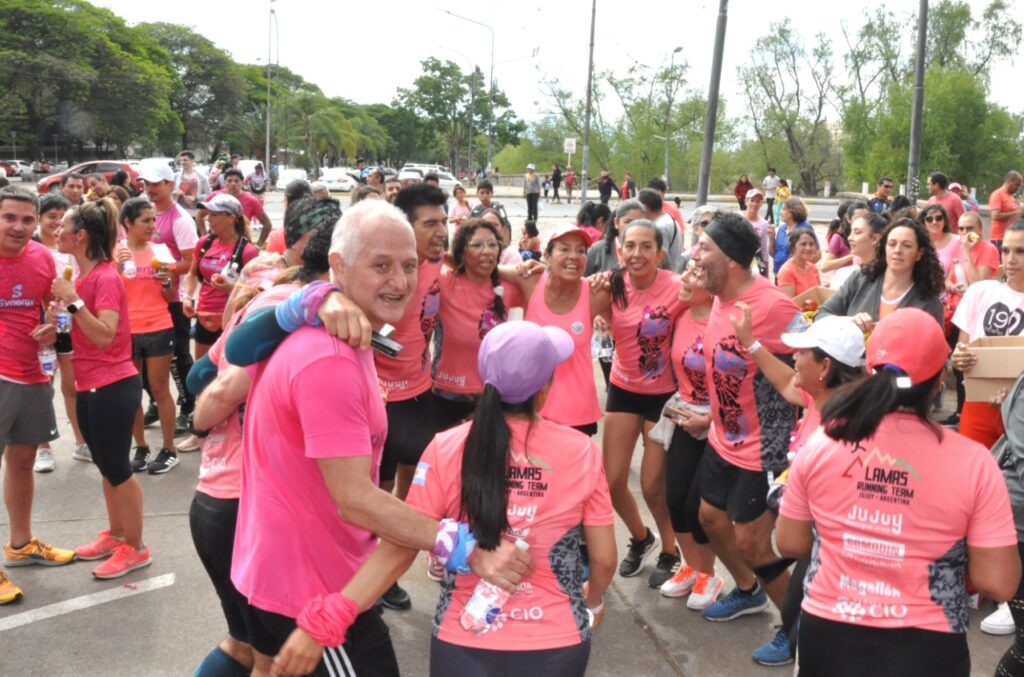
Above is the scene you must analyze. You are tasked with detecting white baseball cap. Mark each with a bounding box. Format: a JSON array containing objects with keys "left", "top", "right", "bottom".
[
  {"left": 781, "top": 315, "right": 865, "bottom": 368},
  {"left": 139, "top": 163, "right": 174, "bottom": 183}
]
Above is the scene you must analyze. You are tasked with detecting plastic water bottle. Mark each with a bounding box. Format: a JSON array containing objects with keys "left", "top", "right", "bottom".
[
  {"left": 459, "top": 538, "right": 529, "bottom": 635},
  {"left": 55, "top": 305, "right": 72, "bottom": 334},
  {"left": 120, "top": 240, "right": 136, "bottom": 279},
  {"left": 221, "top": 261, "right": 240, "bottom": 285},
  {"left": 38, "top": 345, "right": 57, "bottom": 377}
]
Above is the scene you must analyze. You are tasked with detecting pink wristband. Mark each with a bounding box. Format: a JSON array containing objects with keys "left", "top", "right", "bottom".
[{"left": 296, "top": 593, "right": 359, "bottom": 648}]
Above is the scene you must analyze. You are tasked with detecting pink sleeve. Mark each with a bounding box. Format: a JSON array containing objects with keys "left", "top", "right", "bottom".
[
  {"left": 760, "top": 298, "right": 803, "bottom": 354},
  {"left": 250, "top": 194, "right": 266, "bottom": 217},
  {"left": 242, "top": 244, "right": 260, "bottom": 266},
  {"left": 403, "top": 439, "right": 450, "bottom": 520},
  {"left": 293, "top": 356, "right": 373, "bottom": 459},
  {"left": 93, "top": 270, "right": 123, "bottom": 311},
  {"left": 827, "top": 234, "right": 845, "bottom": 256},
  {"left": 976, "top": 243, "right": 1000, "bottom": 273},
  {"left": 174, "top": 214, "right": 199, "bottom": 251},
  {"left": 967, "top": 453, "right": 1018, "bottom": 548},
  {"left": 582, "top": 442, "right": 615, "bottom": 526},
  {"left": 777, "top": 262, "right": 796, "bottom": 288},
  {"left": 502, "top": 280, "right": 524, "bottom": 309},
  {"left": 779, "top": 447, "right": 813, "bottom": 521}
]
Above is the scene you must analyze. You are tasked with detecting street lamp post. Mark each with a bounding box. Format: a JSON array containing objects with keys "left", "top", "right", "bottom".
[
  {"left": 444, "top": 10, "right": 495, "bottom": 172},
  {"left": 663, "top": 46, "right": 682, "bottom": 191},
  {"left": 439, "top": 46, "right": 477, "bottom": 178},
  {"left": 265, "top": 1, "right": 276, "bottom": 182}
]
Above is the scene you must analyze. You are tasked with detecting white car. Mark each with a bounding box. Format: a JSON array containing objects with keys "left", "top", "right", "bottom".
[
  {"left": 4, "top": 160, "right": 33, "bottom": 177},
  {"left": 398, "top": 167, "right": 461, "bottom": 193},
  {"left": 277, "top": 167, "right": 309, "bottom": 187},
  {"left": 320, "top": 167, "right": 357, "bottom": 192}
]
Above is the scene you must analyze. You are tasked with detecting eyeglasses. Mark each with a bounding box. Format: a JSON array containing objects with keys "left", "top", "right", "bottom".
[
  {"left": 467, "top": 240, "right": 500, "bottom": 251},
  {"left": 698, "top": 220, "right": 712, "bottom": 227},
  {"left": 924, "top": 215, "right": 944, "bottom": 223}
]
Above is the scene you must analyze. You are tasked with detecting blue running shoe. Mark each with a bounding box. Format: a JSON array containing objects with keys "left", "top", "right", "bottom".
[
  {"left": 701, "top": 584, "right": 769, "bottom": 622},
  {"left": 752, "top": 627, "right": 794, "bottom": 666}
]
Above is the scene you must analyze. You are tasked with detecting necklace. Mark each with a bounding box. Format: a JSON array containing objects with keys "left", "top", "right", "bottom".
[{"left": 880, "top": 283, "right": 914, "bottom": 305}]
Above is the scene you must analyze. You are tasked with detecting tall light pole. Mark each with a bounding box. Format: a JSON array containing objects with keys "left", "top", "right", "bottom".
[
  {"left": 581, "top": 0, "right": 597, "bottom": 202},
  {"left": 663, "top": 46, "right": 682, "bottom": 191},
  {"left": 444, "top": 10, "right": 495, "bottom": 171},
  {"left": 907, "top": 0, "right": 928, "bottom": 199},
  {"left": 696, "top": 0, "right": 728, "bottom": 207},
  {"left": 264, "top": 1, "right": 276, "bottom": 179},
  {"left": 439, "top": 45, "right": 477, "bottom": 177}
]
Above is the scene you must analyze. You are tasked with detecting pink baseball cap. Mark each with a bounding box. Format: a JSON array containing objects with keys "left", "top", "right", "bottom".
[
  {"left": 478, "top": 321, "right": 574, "bottom": 403},
  {"left": 865, "top": 308, "right": 949, "bottom": 386},
  {"left": 948, "top": 182, "right": 963, "bottom": 192},
  {"left": 745, "top": 188, "right": 764, "bottom": 201},
  {"left": 548, "top": 223, "right": 593, "bottom": 248}
]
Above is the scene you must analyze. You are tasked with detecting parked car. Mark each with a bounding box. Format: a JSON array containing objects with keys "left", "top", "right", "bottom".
[
  {"left": 1, "top": 160, "right": 33, "bottom": 177},
  {"left": 276, "top": 167, "right": 309, "bottom": 187},
  {"left": 320, "top": 167, "right": 357, "bottom": 192},
  {"left": 37, "top": 160, "right": 141, "bottom": 194},
  {"left": 400, "top": 162, "right": 451, "bottom": 175},
  {"left": 398, "top": 167, "right": 423, "bottom": 188},
  {"left": 397, "top": 167, "right": 461, "bottom": 193}
]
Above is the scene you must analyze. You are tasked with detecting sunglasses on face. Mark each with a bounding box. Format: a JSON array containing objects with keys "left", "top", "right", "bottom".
[{"left": 924, "top": 215, "right": 944, "bottom": 223}]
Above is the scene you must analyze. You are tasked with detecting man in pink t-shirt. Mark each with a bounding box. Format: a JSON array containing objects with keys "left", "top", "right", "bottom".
[
  {"left": 231, "top": 200, "right": 532, "bottom": 676},
  {"left": 691, "top": 211, "right": 809, "bottom": 658},
  {"left": 197, "top": 169, "right": 272, "bottom": 247},
  {"left": 0, "top": 188, "right": 75, "bottom": 604},
  {"left": 926, "top": 171, "right": 965, "bottom": 230},
  {"left": 989, "top": 171, "right": 1023, "bottom": 247}
]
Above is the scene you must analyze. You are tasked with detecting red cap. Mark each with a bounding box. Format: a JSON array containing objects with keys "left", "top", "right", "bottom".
[{"left": 865, "top": 308, "right": 949, "bottom": 385}]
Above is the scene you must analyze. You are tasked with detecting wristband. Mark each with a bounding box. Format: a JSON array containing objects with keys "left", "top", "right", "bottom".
[
  {"left": 745, "top": 340, "right": 762, "bottom": 354},
  {"left": 296, "top": 593, "right": 359, "bottom": 648},
  {"left": 588, "top": 601, "right": 605, "bottom": 615},
  {"left": 275, "top": 281, "right": 340, "bottom": 332}
]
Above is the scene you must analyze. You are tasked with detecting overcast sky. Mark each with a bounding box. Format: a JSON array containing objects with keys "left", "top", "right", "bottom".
[{"left": 93, "top": 0, "right": 1023, "bottom": 128}]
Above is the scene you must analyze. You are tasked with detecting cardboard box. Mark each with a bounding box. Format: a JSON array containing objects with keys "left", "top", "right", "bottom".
[
  {"left": 965, "top": 336, "right": 1024, "bottom": 402},
  {"left": 792, "top": 286, "right": 835, "bottom": 311}
]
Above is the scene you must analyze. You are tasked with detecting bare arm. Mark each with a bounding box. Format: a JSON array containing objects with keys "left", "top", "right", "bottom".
[
  {"left": 582, "top": 524, "right": 616, "bottom": 608},
  {"left": 968, "top": 544, "right": 1021, "bottom": 602},
  {"left": 776, "top": 515, "right": 813, "bottom": 559},
  {"left": 256, "top": 212, "right": 273, "bottom": 247},
  {"left": 820, "top": 252, "right": 853, "bottom": 273},
  {"left": 193, "top": 365, "right": 250, "bottom": 431},
  {"left": 728, "top": 302, "right": 803, "bottom": 406},
  {"left": 496, "top": 261, "right": 542, "bottom": 302}
]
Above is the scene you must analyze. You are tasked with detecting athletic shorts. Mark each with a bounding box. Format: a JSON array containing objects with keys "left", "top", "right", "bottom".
[
  {"left": 55, "top": 332, "right": 73, "bottom": 355},
  {"left": 380, "top": 390, "right": 444, "bottom": 483},
  {"left": 666, "top": 427, "right": 708, "bottom": 542},
  {"left": 76, "top": 375, "right": 141, "bottom": 487},
  {"left": 430, "top": 636, "right": 590, "bottom": 677},
  {"left": 699, "top": 444, "right": 769, "bottom": 523},
  {"left": 189, "top": 492, "right": 249, "bottom": 643},
  {"left": 432, "top": 391, "right": 477, "bottom": 432},
  {"left": 0, "top": 379, "right": 58, "bottom": 448},
  {"left": 605, "top": 384, "right": 673, "bottom": 423},
  {"left": 131, "top": 328, "right": 175, "bottom": 360},
  {"left": 245, "top": 604, "right": 399, "bottom": 676},
  {"left": 571, "top": 422, "right": 599, "bottom": 437},
  {"left": 194, "top": 321, "right": 222, "bottom": 346}
]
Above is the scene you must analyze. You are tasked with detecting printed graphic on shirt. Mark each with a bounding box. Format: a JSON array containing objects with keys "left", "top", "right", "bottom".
[
  {"left": 549, "top": 525, "right": 591, "bottom": 642},
  {"left": 711, "top": 335, "right": 750, "bottom": 443},
  {"left": 928, "top": 538, "right": 969, "bottom": 633},
  {"left": 479, "top": 306, "right": 502, "bottom": 338},
  {"left": 637, "top": 305, "right": 671, "bottom": 379},
  {"left": 420, "top": 278, "right": 441, "bottom": 370},
  {"left": 983, "top": 302, "right": 1024, "bottom": 336},
  {"left": 752, "top": 368, "right": 798, "bottom": 472},
  {"left": 841, "top": 444, "right": 920, "bottom": 507},
  {"left": 681, "top": 333, "right": 709, "bottom": 404}
]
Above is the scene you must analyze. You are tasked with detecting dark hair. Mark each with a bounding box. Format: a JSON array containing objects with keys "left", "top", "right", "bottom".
[
  {"left": 637, "top": 187, "right": 663, "bottom": 212},
  {"left": 222, "top": 168, "right": 243, "bottom": 182},
  {"left": 179, "top": 150, "right": 195, "bottom": 161},
  {"left": 523, "top": 220, "right": 539, "bottom": 238},
  {"left": 39, "top": 193, "right": 70, "bottom": 215},
  {"left": 811, "top": 347, "right": 865, "bottom": 390},
  {"left": 71, "top": 198, "right": 118, "bottom": 261},
  {"left": 781, "top": 196, "right": 808, "bottom": 223},
  {"left": 451, "top": 218, "right": 506, "bottom": 320},
  {"left": 609, "top": 219, "right": 662, "bottom": 308},
  {"left": 788, "top": 227, "right": 816, "bottom": 252},
  {"left": 877, "top": 176, "right": 892, "bottom": 187},
  {"left": 284, "top": 179, "right": 312, "bottom": 206},
  {"left": 0, "top": 185, "right": 38, "bottom": 212},
  {"left": 821, "top": 367, "right": 943, "bottom": 443},
  {"left": 479, "top": 206, "right": 512, "bottom": 243},
  {"left": 119, "top": 196, "right": 153, "bottom": 226},
  {"left": 423, "top": 172, "right": 440, "bottom": 184},
  {"left": 477, "top": 180, "right": 494, "bottom": 192},
  {"left": 829, "top": 199, "right": 868, "bottom": 245},
  {"left": 284, "top": 196, "right": 342, "bottom": 249},
  {"left": 646, "top": 177, "right": 667, "bottom": 193},
  {"left": 928, "top": 172, "right": 948, "bottom": 190},
  {"left": 918, "top": 203, "right": 952, "bottom": 234},
  {"left": 576, "top": 201, "right": 611, "bottom": 229},
  {"left": 607, "top": 199, "right": 645, "bottom": 255},
  {"left": 111, "top": 170, "right": 131, "bottom": 188},
  {"left": 350, "top": 185, "right": 381, "bottom": 204},
  {"left": 297, "top": 218, "right": 336, "bottom": 283},
  {"left": 230, "top": 154, "right": 240, "bottom": 161},
  {"left": 107, "top": 185, "right": 130, "bottom": 206},
  {"left": 61, "top": 172, "right": 84, "bottom": 187},
  {"left": 393, "top": 182, "right": 448, "bottom": 223},
  {"left": 853, "top": 211, "right": 890, "bottom": 245},
  {"left": 460, "top": 384, "right": 538, "bottom": 548},
  {"left": 890, "top": 195, "right": 914, "bottom": 212},
  {"left": 768, "top": 166, "right": 777, "bottom": 172},
  {"left": 863, "top": 218, "right": 944, "bottom": 296}
]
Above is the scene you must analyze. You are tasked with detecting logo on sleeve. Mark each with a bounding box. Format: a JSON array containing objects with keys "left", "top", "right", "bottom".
[{"left": 412, "top": 461, "right": 429, "bottom": 486}]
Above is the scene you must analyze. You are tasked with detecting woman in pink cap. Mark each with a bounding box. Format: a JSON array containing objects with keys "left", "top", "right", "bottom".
[{"left": 776, "top": 308, "right": 1020, "bottom": 676}]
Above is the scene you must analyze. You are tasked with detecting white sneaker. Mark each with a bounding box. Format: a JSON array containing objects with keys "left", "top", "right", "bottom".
[
  {"left": 72, "top": 444, "right": 92, "bottom": 463},
  {"left": 175, "top": 435, "right": 201, "bottom": 453},
  {"left": 660, "top": 565, "right": 697, "bottom": 598},
  {"left": 981, "top": 602, "right": 1015, "bottom": 635},
  {"left": 686, "top": 572, "right": 725, "bottom": 610},
  {"left": 33, "top": 447, "right": 56, "bottom": 473}
]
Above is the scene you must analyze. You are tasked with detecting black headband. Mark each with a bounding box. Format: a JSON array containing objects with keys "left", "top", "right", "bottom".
[{"left": 704, "top": 218, "right": 760, "bottom": 267}]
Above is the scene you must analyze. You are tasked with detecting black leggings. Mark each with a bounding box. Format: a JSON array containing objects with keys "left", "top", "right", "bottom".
[
  {"left": 430, "top": 636, "right": 589, "bottom": 677},
  {"left": 189, "top": 492, "right": 249, "bottom": 643},
  {"left": 526, "top": 193, "right": 539, "bottom": 221},
  {"left": 996, "top": 540, "right": 1024, "bottom": 676},
  {"left": 781, "top": 559, "right": 809, "bottom": 648},
  {"left": 76, "top": 375, "right": 141, "bottom": 486},
  {"left": 798, "top": 612, "right": 969, "bottom": 676},
  {"left": 169, "top": 301, "right": 195, "bottom": 414},
  {"left": 665, "top": 427, "right": 708, "bottom": 544}
]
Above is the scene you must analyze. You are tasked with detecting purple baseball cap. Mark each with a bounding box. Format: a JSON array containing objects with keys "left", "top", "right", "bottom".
[{"left": 478, "top": 321, "right": 574, "bottom": 404}]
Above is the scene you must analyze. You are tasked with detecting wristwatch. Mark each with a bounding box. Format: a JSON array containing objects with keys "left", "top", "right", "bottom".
[{"left": 66, "top": 299, "right": 86, "bottom": 314}]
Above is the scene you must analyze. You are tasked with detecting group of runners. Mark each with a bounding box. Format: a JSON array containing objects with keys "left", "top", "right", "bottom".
[{"left": 1, "top": 162, "right": 1024, "bottom": 676}]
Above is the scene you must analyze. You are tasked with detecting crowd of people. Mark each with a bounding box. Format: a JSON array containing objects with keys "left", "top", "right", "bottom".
[{"left": 1, "top": 159, "right": 1023, "bottom": 677}]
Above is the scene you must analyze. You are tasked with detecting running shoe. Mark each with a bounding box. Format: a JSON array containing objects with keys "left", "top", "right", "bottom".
[
  {"left": 72, "top": 443, "right": 92, "bottom": 463},
  {"left": 143, "top": 402, "right": 160, "bottom": 426},
  {"left": 981, "top": 602, "right": 1016, "bottom": 635},
  {"left": 4, "top": 538, "right": 76, "bottom": 567},
  {"left": 92, "top": 544, "right": 151, "bottom": 579},
  {"left": 379, "top": 582, "right": 412, "bottom": 610},
  {"left": 660, "top": 565, "right": 697, "bottom": 598},
  {"left": 33, "top": 447, "right": 56, "bottom": 473},
  {"left": 702, "top": 584, "right": 769, "bottom": 622},
  {"left": 426, "top": 555, "right": 445, "bottom": 582},
  {"left": 176, "top": 435, "right": 201, "bottom": 453},
  {"left": 0, "top": 571, "right": 23, "bottom": 604},
  {"left": 174, "top": 412, "right": 191, "bottom": 437},
  {"left": 648, "top": 549, "right": 681, "bottom": 588},
  {"left": 75, "top": 529, "right": 124, "bottom": 561},
  {"left": 686, "top": 572, "right": 725, "bottom": 610},
  {"left": 148, "top": 449, "right": 179, "bottom": 474},
  {"left": 618, "top": 528, "right": 658, "bottom": 578},
  {"left": 131, "top": 446, "right": 150, "bottom": 473},
  {"left": 752, "top": 627, "right": 794, "bottom": 666}
]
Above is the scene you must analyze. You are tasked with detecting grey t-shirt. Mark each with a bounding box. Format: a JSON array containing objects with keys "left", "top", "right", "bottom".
[
  {"left": 1000, "top": 373, "right": 1024, "bottom": 539},
  {"left": 655, "top": 212, "right": 682, "bottom": 272}
]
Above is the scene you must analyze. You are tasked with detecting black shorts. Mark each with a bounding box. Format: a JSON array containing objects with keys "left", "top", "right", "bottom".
[
  {"left": 699, "top": 444, "right": 769, "bottom": 523},
  {"left": 380, "top": 390, "right": 445, "bottom": 483},
  {"left": 571, "top": 422, "right": 599, "bottom": 437},
  {"left": 246, "top": 604, "right": 399, "bottom": 676},
  {"left": 194, "top": 320, "right": 222, "bottom": 346},
  {"left": 55, "top": 332, "right": 73, "bottom": 355},
  {"left": 605, "top": 384, "right": 673, "bottom": 423},
  {"left": 131, "top": 328, "right": 175, "bottom": 360},
  {"left": 76, "top": 375, "right": 142, "bottom": 487},
  {"left": 665, "top": 427, "right": 708, "bottom": 542},
  {"left": 430, "top": 636, "right": 590, "bottom": 677},
  {"left": 432, "top": 391, "right": 477, "bottom": 432},
  {"left": 189, "top": 492, "right": 249, "bottom": 643}
]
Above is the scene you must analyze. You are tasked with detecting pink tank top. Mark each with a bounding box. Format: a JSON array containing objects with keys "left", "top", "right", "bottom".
[{"left": 525, "top": 273, "right": 602, "bottom": 427}]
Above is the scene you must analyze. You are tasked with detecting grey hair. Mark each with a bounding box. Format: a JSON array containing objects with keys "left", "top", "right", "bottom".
[
  {"left": 615, "top": 199, "right": 644, "bottom": 220},
  {"left": 330, "top": 199, "right": 412, "bottom": 265}
]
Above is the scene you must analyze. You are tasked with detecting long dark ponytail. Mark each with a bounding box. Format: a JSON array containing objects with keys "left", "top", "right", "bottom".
[
  {"left": 460, "top": 384, "right": 536, "bottom": 549},
  {"left": 821, "top": 368, "right": 943, "bottom": 443}
]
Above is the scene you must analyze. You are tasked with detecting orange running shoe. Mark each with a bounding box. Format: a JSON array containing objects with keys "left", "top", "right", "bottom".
[
  {"left": 4, "top": 537, "right": 76, "bottom": 567},
  {"left": 74, "top": 529, "right": 124, "bottom": 561},
  {"left": 0, "top": 571, "right": 23, "bottom": 604},
  {"left": 92, "top": 544, "right": 151, "bottom": 579}
]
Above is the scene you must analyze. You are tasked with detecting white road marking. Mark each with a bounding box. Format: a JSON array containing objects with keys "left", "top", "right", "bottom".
[{"left": 0, "top": 573, "right": 175, "bottom": 632}]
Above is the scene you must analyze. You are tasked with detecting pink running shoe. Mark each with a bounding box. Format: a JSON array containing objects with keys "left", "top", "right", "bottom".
[
  {"left": 92, "top": 544, "right": 152, "bottom": 579},
  {"left": 75, "top": 529, "right": 124, "bottom": 561}
]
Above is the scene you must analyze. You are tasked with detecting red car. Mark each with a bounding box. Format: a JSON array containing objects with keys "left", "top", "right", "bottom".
[{"left": 37, "top": 160, "right": 141, "bottom": 194}]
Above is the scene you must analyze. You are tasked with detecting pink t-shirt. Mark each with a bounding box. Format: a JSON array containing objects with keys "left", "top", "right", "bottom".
[
  {"left": 704, "top": 276, "right": 808, "bottom": 472},
  {"left": 933, "top": 235, "right": 962, "bottom": 277},
  {"left": 952, "top": 280, "right": 1024, "bottom": 340},
  {"left": 406, "top": 418, "right": 614, "bottom": 651},
  {"left": 610, "top": 269, "right": 685, "bottom": 394},
  {"left": 790, "top": 389, "right": 820, "bottom": 456},
  {"left": 777, "top": 259, "right": 821, "bottom": 297},
  {"left": 118, "top": 244, "right": 173, "bottom": 334},
  {"left": 265, "top": 228, "right": 286, "bottom": 255},
  {"left": 827, "top": 232, "right": 851, "bottom": 260},
  {"left": 989, "top": 186, "right": 1020, "bottom": 241},
  {"left": 205, "top": 189, "right": 265, "bottom": 223},
  {"left": 950, "top": 240, "right": 1000, "bottom": 286},
  {"left": 0, "top": 240, "right": 55, "bottom": 385},
  {"left": 71, "top": 262, "right": 138, "bottom": 391},
  {"left": 432, "top": 271, "right": 523, "bottom": 395},
  {"left": 198, "top": 284, "right": 296, "bottom": 500},
  {"left": 671, "top": 310, "right": 710, "bottom": 407},
  {"left": 232, "top": 326, "right": 387, "bottom": 619},
  {"left": 194, "top": 236, "right": 259, "bottom": 314},
  {"left": 376, "top": 259, "right": 442, "bottom": 401},
  {"left": 781, "top": 415, "right": 1016, "bottom": 633},
  {"left": 153, "top": 203, "right": 198, "bottom": 302},
  {"left": 928, "top": 193, "right": 965, "bottom": 233},
  {"left": 525, "top": 274, "right": 601, "bottom": 427}
]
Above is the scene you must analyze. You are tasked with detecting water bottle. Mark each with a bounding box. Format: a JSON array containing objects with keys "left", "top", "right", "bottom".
[
  {"left": 55, "top": 304, "right": 72, "bottom": 334},
  {"left": 120, "top": 240, "right": 136, "bottom": 279},
  {"left": 459, "top": 538, "right": 529, "bottom": 635},
  {"left": 38, "top": 345, "right": 57, "bottom": 377},
  {"left": 221, "top": 261, "right": 240, "bottom": 285}
]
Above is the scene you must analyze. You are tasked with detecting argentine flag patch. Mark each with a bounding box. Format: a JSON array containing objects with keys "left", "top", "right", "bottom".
[{"left": 413, "top": 461, "right": 430, "bottom": 486}]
